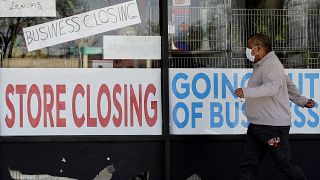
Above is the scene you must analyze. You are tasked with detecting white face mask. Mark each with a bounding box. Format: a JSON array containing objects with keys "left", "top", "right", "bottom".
[{"left": 246, "top": 47, "right": 257, "bottom": 62}]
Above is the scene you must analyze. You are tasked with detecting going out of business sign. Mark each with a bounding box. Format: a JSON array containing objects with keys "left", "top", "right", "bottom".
[
  {"left": 23, "top": 0, "right": 141, "bottom": 51},
  {"left": 0, "top": 69, "right": 162, "bottom": 136},
  {"left": 170, "top": 69, "right": 320, "bottom": 134}
]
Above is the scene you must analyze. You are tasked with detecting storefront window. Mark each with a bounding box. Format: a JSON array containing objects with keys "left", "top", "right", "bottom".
[
  {"left": 168, "top": 0, "right": 320, "bottom": 69},
  {"left": 168, "top": 1, "right": 320, "bottom": 178},
  {"left": 0, "top": 0, "right": 160, "bottom": 68}
]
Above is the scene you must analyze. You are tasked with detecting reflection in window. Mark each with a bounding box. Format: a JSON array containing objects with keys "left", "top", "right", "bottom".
[
  {"left": 0, "top": 0, "right": 160, "bottom": 68},
  {"left": 168, "top": 0, "right": 320, "bottom": 69}
]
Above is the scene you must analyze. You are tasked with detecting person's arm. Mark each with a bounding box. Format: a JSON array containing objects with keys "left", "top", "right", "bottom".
[
  {"left": 286, "top": 75, "right": 308, "bottom": 107},
  {"left": 243, "top": 65, "right": 282, "bottom": 98}
]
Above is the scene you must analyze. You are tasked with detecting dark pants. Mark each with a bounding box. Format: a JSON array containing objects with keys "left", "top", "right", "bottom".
[{"left": 240, "top": 123, "right": 308, "bottom": 180}]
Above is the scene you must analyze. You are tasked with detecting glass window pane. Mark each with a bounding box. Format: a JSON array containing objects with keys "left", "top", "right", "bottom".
[{"left": 0, "top": 0, "right": 160, "bottom": 68}]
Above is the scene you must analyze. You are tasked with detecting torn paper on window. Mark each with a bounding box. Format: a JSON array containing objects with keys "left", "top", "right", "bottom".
[
  {"left": 9, "top": 164, "right": 115, "bottom": 180},
  {"left": 93, "top": 165, "right": 115, "bottom": 180},
  {"left": 186, "top": 174, "right": 201, "bottom": 180},
  {"left": 9, "top": 169, "right": 77, "bottom": 180}
]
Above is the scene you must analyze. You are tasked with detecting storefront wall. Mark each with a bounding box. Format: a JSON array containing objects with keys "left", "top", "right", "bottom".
[{"left": 0, "top": 0, "right": 319, "bottom": 179}]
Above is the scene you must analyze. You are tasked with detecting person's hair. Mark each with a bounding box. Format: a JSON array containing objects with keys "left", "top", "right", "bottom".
[{"left": 249, "top": 33, "right": 272, "bottom": 52}]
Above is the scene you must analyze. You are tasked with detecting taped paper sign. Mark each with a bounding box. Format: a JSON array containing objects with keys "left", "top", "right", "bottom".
[
  {"left": 0, "top": 0, "right": 56, "bottom": 17},
  {"left": 173, "top": 0, "right": 191, "bottom": 6},
  {"left": 103, "top": 36, "right": 161, "bottom": 59},
  {"left": 23, "top": 0, "right": 141, "bottom": 51}
]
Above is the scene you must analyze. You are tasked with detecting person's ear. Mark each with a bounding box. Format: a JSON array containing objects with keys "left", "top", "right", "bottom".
[
  {"left": 256, "top": 45, "right": 261, "bottom": 51},
  {"left": 255, "top": 45, "right": 262, "bottom": 54}
]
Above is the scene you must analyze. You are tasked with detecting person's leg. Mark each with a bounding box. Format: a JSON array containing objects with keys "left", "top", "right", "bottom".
[
  {"left": 268, "top": 126, "right": 308, "bottom": 180},
  {"left": 240, "top": 124, "right": 266, "bottom": 180}
]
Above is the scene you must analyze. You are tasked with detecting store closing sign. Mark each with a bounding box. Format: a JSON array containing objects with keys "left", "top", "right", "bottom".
[
  {"left": 0, "top": 69, "right": 162, "bottom": 136},
  {"left": 170, "top": 69, "right": 320, "bottom": 134},
  {"left": 0, "top": 0, "right": 56, "bottom": 17},
  {"left": 23, "top": 0, "right": 141, "bottom": 51}
]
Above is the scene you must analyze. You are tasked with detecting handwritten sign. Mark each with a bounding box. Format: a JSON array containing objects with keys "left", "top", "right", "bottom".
[
  {"left": 103, "top": 36, "right": 161, "bottom": 59},
  {"left": 23, "top": 0, "right": 141, "bottom": 51},
  {"left": 0, "top": 0, "right": 56, "bottom": 17}
]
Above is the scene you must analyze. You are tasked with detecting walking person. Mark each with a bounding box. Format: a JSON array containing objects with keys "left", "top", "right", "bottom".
[{"left": 235, "top": 33, "right": 316, "bottom": 180}]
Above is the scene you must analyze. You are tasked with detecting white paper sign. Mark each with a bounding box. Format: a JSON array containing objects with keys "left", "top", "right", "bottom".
[
  {"left": 0, "top": 0, "right": 56, "bottom": 17},
  {"left": 173, "top": 0, "right": 191, "bottom": 6},
  {"left": 103, "top": 36, "right": 161, "bottom": 59},
  {"left": 170, "top": 69, "right": 320, "bottom": 135},
  {"left": 0, "top": 68, "right": 162, "bottom": 136},
  {"left": 23, "top": 0, "right": 141, "bottom": 51}
]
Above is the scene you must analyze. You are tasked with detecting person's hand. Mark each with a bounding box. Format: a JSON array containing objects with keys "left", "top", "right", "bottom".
[
  {"left": 305, "top": 99, "right": 315, "bottom": 108},
  {"left": 235, "top": 88, "right": 244, "bottom": 98}
]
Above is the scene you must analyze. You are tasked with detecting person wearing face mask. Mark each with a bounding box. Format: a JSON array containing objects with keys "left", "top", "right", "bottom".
[{"left": 234, "top": 33, "right": 316, "bottom": 180}]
